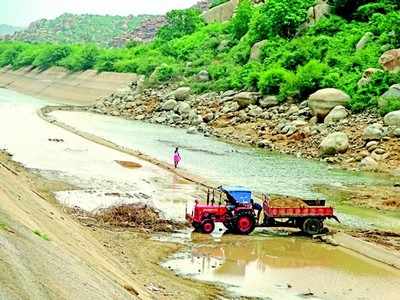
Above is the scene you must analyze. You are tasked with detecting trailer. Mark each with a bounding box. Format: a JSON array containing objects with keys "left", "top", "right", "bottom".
[{"left": 186, "top": 186, "right": 339, "bottom": 235}]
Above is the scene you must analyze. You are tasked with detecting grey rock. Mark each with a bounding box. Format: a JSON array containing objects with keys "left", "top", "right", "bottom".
[
  {"left": 384, "top": 110, "right": 400, "bottom": 126},
  {"left": 259, "top": 95, "right": 279, "bottom": 108},
  {"left": 324, "top": 105, "right": 348, "bottom": 124},
  {"left": 173, "top": 87, "right": 191, "bottom": 101},
  {"left": 379, "top": 84, "right": 400, "bottom": 108},
  {"left": 178, "top": 102, "right": 191, "bottom": 114},
  {"left": 222, "top": 101, "right": 240, "bottom": 113},
  {"left": 356, "top": 32, "right": 373, "bottom": 50},
  {"left": 187, "top": 127, "right": 197, "bottom": 134},
  {"left": 161, "top": 99, "right": 177, "bottom": 111},
  {"left": 248, "top": 106, "right": 263, "bottom": 118},
  {"left": 196, "top": 70, "right": 210, "bottom": 82},
  {"left": 363, "top": 124, "right": 383, "bottom": 140},
  {"left": 320, "top": 132, "right": 349, "bottom": 156},
  {"left": 249, "top": 40, "right": 268, "bottom": 61},
  {"left": 234, "top": 92, "right": 258, "bottom": 108},
  {"left": 309, "top": 88, "right": 351, "bottom": 119},
  {"left": 394, "top": 128, "right": 400, "bottom": 137},
  {"left": 359, "top": 156, "right": 379, "bottom": 170}
]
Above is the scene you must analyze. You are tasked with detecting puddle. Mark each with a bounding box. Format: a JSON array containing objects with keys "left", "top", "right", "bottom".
[{"left": 164, "top": 234, "right": 400, "bottom": 300}]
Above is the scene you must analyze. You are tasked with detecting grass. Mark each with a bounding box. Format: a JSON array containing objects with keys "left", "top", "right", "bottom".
[
  {"left": 0, "top": 222, "right": 8, "bottom": 231},
  {"left": 33, "top": 229, "right": 50, "bottom": 241}
]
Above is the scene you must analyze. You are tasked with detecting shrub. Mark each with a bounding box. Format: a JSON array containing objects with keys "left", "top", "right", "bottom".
[
  {"left": 60, "top": 45, "right": 99, "bottom": 71},
  {"left": 32, "top": 45, "right": 71, "bottom": 70},
  {"left": 379, "top": 97, "right": 400, "bottom": 115},
  {"left": 12, "top": 47, "right": 40, "bottom": 69},
  {"left": 151, "top": 63, "right": 178, "bottom": 82},
  {"left": 0, "top": 45, "right": 23, "bottom": 67},
  {"left": 258, "top": 67, "right": 295, "bottom": 98},
  {"left": 157, "top": 9, "right": 205, "bottom": 41},
  {"left": 230, "top": 0, "right": 253, "bottom": 40},
  {"left": 294, "top": 60, "right": 330, "bottom": 98}
]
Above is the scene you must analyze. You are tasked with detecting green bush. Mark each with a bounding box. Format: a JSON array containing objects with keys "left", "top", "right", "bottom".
[
  {"left": 151, "top": 63, "right": 178, "bottom": 82},
  {"left": 258, "top": 67, "right": 295, "bottom": 97},
  {"left": 230, "top": 0, "right": 253, "bottom": 40},
  {"left": 60, "top": 45, "right": 99, "bottom": 71},
  {"left": 294, "top": 60, "right": 330, "bottom": 99},
  {"left": 0, "top": 45, "right": 24, "bottom": 67},
  {"left": 379, "top": 97, "right": 400, "bottom": 115},
  {"left": 32, "top": 45, "right": 71, "bottom": 70}
]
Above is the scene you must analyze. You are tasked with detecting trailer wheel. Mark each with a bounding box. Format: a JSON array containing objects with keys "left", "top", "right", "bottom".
[
  {"left": 302, "top": 218, "right": 323, "bottom": 235},
  {"left": 201, "top": 219, "right": 215, "bottom": 234},
  {"left": 235, "top": 213, "right": 256, "bottom": 235}
]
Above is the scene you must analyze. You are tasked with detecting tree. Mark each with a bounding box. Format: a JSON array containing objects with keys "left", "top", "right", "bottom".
[
  {"left": 157, "top": 9, "right": 205, "bottom": 41},
  {"left": 230, "top": 0, "right": 253, "bottom": 40}
]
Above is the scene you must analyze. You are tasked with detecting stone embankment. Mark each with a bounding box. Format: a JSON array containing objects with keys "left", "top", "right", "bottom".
[
  {"left": 87, "top": 81, "right": 400, "bottom": 175},
  {"left": 0, "top": 66, "right": 138, "bottom": 105}
]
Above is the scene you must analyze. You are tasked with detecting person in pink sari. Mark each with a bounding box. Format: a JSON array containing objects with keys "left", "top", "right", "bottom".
[{"left": 173, "top": 147, "right": 181, "bottom": 168}]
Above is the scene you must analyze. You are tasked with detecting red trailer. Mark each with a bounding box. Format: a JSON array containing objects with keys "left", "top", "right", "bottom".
[{"left": 186, "top": 186, "right": 339, "bottom": 235}]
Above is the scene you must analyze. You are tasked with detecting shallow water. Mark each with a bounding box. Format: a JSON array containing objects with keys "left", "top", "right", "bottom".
[
  {"left": 0, "top": 89, "right": 200, "bottom": 220},
  {"left": 50, "top": 110, "right": 400, "bottom": 229},
  {"left": 164, "top": 233, "right": 400, "bottom": 300}
]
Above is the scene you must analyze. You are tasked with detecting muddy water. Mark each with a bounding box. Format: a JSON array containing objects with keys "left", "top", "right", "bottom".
[
  {"left": 0, "top": 89, "right": 200, "bottom": 220},
  {"left": 164, "top": 233, "right": 400, "bottom": 300},
  {"left": 50, "top": 110, "right": 400, "bottom": 230}
]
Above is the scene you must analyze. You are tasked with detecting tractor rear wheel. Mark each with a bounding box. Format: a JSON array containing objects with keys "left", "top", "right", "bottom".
[
  {"left": 235, "top": 213, "right": 256, "bottom": 235},
  {"left": 302, "top": 218, "right": 323, "bottom": 235},
  {"left": 201, "top": 219, "right": 215, "bottom": 234}
]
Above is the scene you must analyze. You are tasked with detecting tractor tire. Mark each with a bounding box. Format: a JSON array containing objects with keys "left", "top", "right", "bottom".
[
  {"left": 302, "top": 218, "right": 323, "bottom": 235},
  {"left": 201, "top": 219, "right": 215, "bottom": 234},
  {"left": 192, "top": 222, "right": 202, "bottom": 233},
  {"left": 234, "top": 212, "right": 256, "bottom": 235}
]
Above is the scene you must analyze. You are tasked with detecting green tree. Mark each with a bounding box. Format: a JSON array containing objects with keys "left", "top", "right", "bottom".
[
  {"left": 32, "top": 45, "right": 71, "bottom": 70},
  {"left": 230, "top": 0, "right": 253, "bottom": 40},
  {"left": 157, "top": 9, "right": 205, "bottom": 41}
]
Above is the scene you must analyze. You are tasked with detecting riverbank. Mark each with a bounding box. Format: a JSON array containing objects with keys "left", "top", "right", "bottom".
[
  {"left": 0, "top": 66, "right": 138, "bottom": 105},
  {"left": 0, "top": 150, "right": 221, "bottom": 300}
]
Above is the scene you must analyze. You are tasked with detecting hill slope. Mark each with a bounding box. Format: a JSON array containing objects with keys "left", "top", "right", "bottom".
[
  {"left": 7, "top": 13, "right": 152, "bottom": 46},
  {"left": 0, "top": 24, "right": 23, "bottom": 36}
]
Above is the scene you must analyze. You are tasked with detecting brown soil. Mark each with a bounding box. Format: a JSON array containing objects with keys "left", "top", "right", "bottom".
[
  {"left": 315, "top": 184, "right": 400, "bottom": 211},
  {"left": 269, "top": 195, "right": 310, "bottom": 208},
  {"left": 115, "top": 160, "right": 143, "bottom": 169},
  {"left": 348, "top": 230, "right": 400, "bottom": 252}
]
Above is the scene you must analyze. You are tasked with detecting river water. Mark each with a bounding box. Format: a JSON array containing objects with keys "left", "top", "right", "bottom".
[{"left": 1, "top": 88, "right": 399, "bottom": 300}]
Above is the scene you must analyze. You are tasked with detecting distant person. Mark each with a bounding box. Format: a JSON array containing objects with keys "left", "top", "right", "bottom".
[{"left": 173, "top": 147, "right": 181, "bottom": 168}]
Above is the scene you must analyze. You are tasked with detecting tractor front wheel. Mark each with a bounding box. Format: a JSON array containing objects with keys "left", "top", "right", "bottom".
[
  {"left": 235, "top": 213, "right": 256, "bottom": 235},
  {"left": 302, "top": 218, "right": 323, "bottom": 235},
  {"left": 201, "top": 219, "right": 215, "bottom": 234}
]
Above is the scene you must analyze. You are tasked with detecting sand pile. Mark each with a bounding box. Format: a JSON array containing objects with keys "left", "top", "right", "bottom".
[
  {"left": 115, "top": 160, "right": 142, "bottom": 169},
  {"left": 269, "top": 196, "right": 309, "bottom": 208}
]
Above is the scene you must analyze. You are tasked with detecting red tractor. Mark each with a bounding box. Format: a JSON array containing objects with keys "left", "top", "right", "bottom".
[{"left": 186, "top": 186, "right": 339, "bottom": 236}]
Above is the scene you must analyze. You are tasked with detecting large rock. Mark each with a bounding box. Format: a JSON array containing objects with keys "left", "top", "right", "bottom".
[
  {"left": 203, "top": 0, "right": 240, "bottom": 23},
  {"left": 259, "top": 95, "right": 279, "bottom": 108},
  {"left": 363, "top": 124, "right": 383, "bottom": 141},
  {"left": 248, "top": 105, "right": 263, "bottom": 118},
  {"left": 196, "top": 70, "right": 210, "bottom": 82},
  {"left": 384, "top": 110, "right": 400, "bottom": 126},
  {"left": 222, "top": 101, "right": 240, "bottom": 113},
  {"left": 161, "top": 99, "right": 177, "bottom": 111},
  {"left": 306, "top": 0, "right": 331, "bottom": 26},
  {"left": 249, "top": 40, "right": 267, "bottom": 61},
  {"left": 379, "top": 84, "right": 400, "bottom": 108},
  {"left": 324, "top": 105, "right": 348, "bottom": 123},
  {"left": 178, "top": 102, "right": 191, "bottom": 114},
  {"left": 356, "top": 32, "right": 373, "bottom": 50},
  {"left": 379, "top": 49, "right": 400, "bottom": 73},
  {"left": 359, "top": 157, "right": 378, "bottom": 171},
  {"left": 320, "top": 132, "right": 349, "bottom": 156},
  {"left": 173, "top": 87, "right": 191, "bottom": 101},
  {"left": 234, "top": 92, "right": 258, "bottom": 108},
  {"left": 309, "top": 88, "right": 351, "bottom": 119}
]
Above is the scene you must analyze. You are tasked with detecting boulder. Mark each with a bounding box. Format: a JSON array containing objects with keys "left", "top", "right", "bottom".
[
  {"left": 309, "top": 88, "right": 351, "bottom": 119},
  {"left": 249, "top": 40, "right": 268, "bottom": 61},
  {"left": 178, "top": 102, "right": 191, "bottom": 114},
  {"left": 307, "top": 0, "right": 331, "bottom": 26},
  {"left": 363, "top": 124, "right": 383, "bottom": 140},
  {"left": 173, "top": 87, "right": 191, "bottom": 101},
  {"left": 356, "top": 32, "right": 373, "bottom": 50},
  {"left": 324, "top": 105, "right": 348, "bottom": 123},
  {"left": 234, "top": 92, "right": 258, "bottom": 108},
  {"left": 384, "top": 110, "right": 400, "bottom": 127},
  {"left": 379, "top": 84, "right": 400, "bottom": 108},
  {"left": 393, "top": 128, "right": 400, "bottom": 137},
  {"left": 359, "top": 157, "right": 379, "bottom": 171},
  {"left": 320, "top": 132, "right": 349, "bottom": 156},
  {"left": 161, "top": 99, "right": 177, "bottom": 111},
  {"left": 248, "top": 105, "right": 263, "bottom": 118},
  {"left": 259, "top": 95, "right": 279, "bottom": 108},
  {"left": 196, "top": 70, "right": 210, "bottom": 82},
  {"left": 379, "top": 49, "right": 400, "bottom": 73},
  {"left": 222, "top": 101, "right": 240, "bottom": 113}
]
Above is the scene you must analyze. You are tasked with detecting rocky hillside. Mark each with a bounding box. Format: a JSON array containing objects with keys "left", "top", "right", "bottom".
[
  {"left": 0, "top": 24, "right": 23, "bottom": 36},
  {"left": 5, "top": 13, "right": 151, "bottom": 46},
  {"left": 90, "top": 83, "right": 400, "bottom": 175}
]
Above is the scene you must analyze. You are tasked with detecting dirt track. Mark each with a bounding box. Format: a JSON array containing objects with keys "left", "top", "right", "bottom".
[{"left": 0, "top": 152, "right": 221, "bottom": 300}]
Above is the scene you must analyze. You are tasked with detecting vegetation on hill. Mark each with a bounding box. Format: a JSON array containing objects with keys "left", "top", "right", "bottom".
[
  {"left": 6, "top": 13, "right": 150, "bottom": 46},
  {"left": 0, "top": 0, "right": 399, "bottom": 113},
  {"left": 0, "top": 24, "right": 23, "bottom": 36}
]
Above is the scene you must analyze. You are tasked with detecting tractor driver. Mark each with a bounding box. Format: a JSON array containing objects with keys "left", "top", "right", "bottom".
[{"left": 251, "top": 199, "right": 263, "bottom": 224}]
